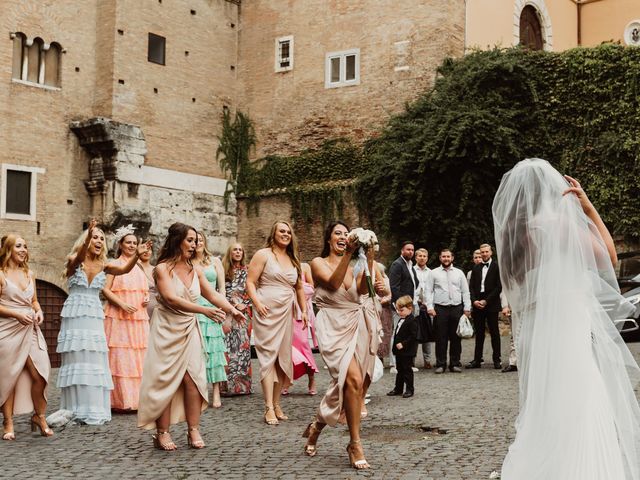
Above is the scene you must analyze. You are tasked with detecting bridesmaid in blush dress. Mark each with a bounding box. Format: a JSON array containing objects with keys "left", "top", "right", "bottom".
[
  {"left": 137, "top": 223, "right": 244, "bottom": 451},
  {"left": 303, "top": 221, "right": 382, "bottom": 470},
  {"left": 246, "top": 221, "right": 308, "bottom": 426},
  {"left": 0, "top": 234, "right": 52, "bottom": 439}
]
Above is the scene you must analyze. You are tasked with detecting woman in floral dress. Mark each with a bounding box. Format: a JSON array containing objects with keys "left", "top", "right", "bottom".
[{"left": 221, "top": 243, "right": 253, "bottom": 396}]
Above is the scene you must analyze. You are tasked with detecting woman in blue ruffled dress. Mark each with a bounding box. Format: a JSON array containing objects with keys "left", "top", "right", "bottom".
[{"left": 57, "top": 219, "right": 151, "bottom": 424}]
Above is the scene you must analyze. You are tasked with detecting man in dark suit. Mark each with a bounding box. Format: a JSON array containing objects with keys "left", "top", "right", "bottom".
[
  {"left": 388, "top": 241, "right": 419, "bottom": 372},
  {"left": 387, "top": 296, "right": 418, "bottom": 398},
  {"left": 467, "top": 243, "right": 503, "bottom": 369}
]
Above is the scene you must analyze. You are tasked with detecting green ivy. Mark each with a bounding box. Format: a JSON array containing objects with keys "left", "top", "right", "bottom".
[{"left": 234, "top": 45, "right": 640, "bottom": 266}]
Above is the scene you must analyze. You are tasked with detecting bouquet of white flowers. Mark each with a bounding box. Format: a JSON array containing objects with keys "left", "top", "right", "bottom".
[{"left": 348, "top": 227, "right": 379, "bottom": 298}]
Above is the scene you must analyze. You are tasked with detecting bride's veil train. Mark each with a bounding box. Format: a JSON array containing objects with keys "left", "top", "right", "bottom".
[{"left": 492, "top": 158, "right": 640, "bottom": 480}]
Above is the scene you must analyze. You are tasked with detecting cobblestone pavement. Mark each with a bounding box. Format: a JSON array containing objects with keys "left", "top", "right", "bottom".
[{"left": 2, "top": 339, "right": 640, "bottom": 480}]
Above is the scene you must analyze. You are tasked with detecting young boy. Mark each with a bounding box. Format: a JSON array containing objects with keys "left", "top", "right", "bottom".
[{"left": 387, "top": 295, "right": 419, "bottom": 398}]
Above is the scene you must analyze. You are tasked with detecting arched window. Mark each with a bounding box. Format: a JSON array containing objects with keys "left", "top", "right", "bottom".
[
  {"left": 27, "top": 37, "right": 44, "bottom": 83},
  {"left": 520, "top": 5, "right": 544, "bottom": 50},
  {"left": 10, "top": 33, "right": 62, "bottom": 88},
  {"left": 45, "top": 42, "right": 62, "bottom": 87},
  {"left": 11, "top": 32, "right": 26, "bottom": 80}
]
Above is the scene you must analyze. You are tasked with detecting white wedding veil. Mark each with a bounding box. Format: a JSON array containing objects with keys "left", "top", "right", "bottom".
[{"left": 493, "top": 158, "right": 640, "bottom": 480}]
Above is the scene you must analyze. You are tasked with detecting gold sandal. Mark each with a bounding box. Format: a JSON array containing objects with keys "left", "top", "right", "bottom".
[
  {"left": 264, "top": 406, "right": 279, "bottom": 425},
  {"left": 347, "top": 440, "right": 370, "bottom": 470},
  {"left": 152, "top": 431, "right": 177, "bottom": 451},
  {"left": 302, "top": 421, "right": 324, "bottom": 457},
  {"left": 273, "top": 404, "right": 288, "bottom": 420},
  {"left": 30, "top": 414, "right": 54, "bottom": 437},
  {"left": 187, "top": 426, "right": 205, "bottom": 449}
]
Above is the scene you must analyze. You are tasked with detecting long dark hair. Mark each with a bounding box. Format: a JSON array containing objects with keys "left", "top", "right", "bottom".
[
  {"left": 320, "top": 220, "right": 350, "bottom": 258},
  {"left": 155, "top": 222, "right": 197, "bottom": 275}
]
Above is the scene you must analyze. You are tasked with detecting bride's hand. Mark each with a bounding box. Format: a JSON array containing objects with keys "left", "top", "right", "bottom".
[{"left": 563, "top": 175, "right": 594, "bottom": 215}]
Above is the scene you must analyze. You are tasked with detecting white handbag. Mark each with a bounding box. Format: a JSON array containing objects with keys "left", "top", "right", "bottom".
[
  {"left": 372, "top": 355, "right": 384, "bottom": 383},
  {"left": 456, "top": 314, "right": 474, "bottom": 338}
]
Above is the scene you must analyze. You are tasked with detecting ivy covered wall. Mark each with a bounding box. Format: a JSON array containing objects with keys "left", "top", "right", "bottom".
[{"left": 236, "top": 45, "right": 640, "bottom": 265}]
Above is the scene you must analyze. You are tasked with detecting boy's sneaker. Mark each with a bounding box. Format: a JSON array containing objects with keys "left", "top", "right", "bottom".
[
  {"left": 390, "top": 367, "right": 398, "bottom": 374},
  {"left": 434, "top": 367, "right": 444, "bottom": 374},
  {"left": 411, "top": 367, "right": 419, "bottom": 372}
]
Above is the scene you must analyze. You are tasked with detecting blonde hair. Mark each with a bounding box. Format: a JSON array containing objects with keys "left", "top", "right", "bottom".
[
  {"left": 0, "top": 234, "right": 30, "bottom": 274},
  {"left": 395, "top": 295, "right": 413, "bottom": 309},
  {"left": 223, "top": 243, "right": 245, "bottom": 280},
  {"left": 195, "top": 233, "right": 213, "bottom": 266},
  {"left": 266, "top": 220, "right": 302, "bottom": 278},
  {"left": 415, "top": 248, "right": 428, "bottom": 256},
  {"left": 63, "top": 227, "right": 107, "bottom": 278},
  {"left": 479, "top": 243, "right": 492, "bottom": 250}
]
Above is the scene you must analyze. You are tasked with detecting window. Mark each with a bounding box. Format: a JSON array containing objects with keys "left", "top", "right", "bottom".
[
  {"left": 148, "top": 33, "right": 166, "bottom": 65},
  {"left": 519, "top": 6, "right": 543, "bottom": 50},
  {"left": 1, "top": 164, "right": 45, "bottom": 221},
  {"left": 325, "top": 49, "right": 360, "bottom": 88},
  {"left": 10, "top": 33, "right": 62, "bottom": 88},
  {"left": 275, "top": 36, "right": 294, "bottom": 72}
]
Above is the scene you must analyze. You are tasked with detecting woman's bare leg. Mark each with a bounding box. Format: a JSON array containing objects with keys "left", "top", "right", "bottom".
[
  {"left": 154, "top": 404, "right": 176, "bottom": 450},
  {"left": 260, "top": 368, "right": 278, "bottom": 424},
  {"left": 1, "top": 390, "right": 14, "bottom": 440},
  {"left": 344, "top": 356, "right": 369, "bottom": 469},
  {"left": 183, "top": 373, "right": 204, "bottom": 445},
  {"left": 212, "top": 382, "right": 222, "bottom": 408},
  {"left": 25, "top": 357, "right": 47, "bottom": 416}
]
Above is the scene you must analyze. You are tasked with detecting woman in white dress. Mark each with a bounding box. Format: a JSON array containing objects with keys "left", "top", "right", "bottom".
[{"left": 493, "top": 158, "right": 640, "bottom": 480}]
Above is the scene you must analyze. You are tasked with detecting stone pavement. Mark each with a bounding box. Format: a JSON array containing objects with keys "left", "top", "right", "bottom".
[{"left": 2, "top": 339, "right": 640, "bottom": 480}]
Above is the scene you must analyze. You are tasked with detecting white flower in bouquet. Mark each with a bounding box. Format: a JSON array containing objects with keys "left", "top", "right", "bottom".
[
  {"left": 349, "top": 227, "right": 379, "bottom": 252},
  {"left": 349, "top": 227, "right": 379, "bottom": 297}
]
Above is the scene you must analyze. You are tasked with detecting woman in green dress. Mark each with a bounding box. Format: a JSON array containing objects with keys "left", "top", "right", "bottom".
[{"left": 193, "top": 233, "right": 227, "bottom": 408}]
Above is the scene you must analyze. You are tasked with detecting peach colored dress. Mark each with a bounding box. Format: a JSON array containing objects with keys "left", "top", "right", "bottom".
[
  {"left": 137, "top": 272, "right": 207, "bottom": 430},
  {"left": 104, "top": 259, "right": 149, "bottom": 410},
  {"left": 314, "top": 272, "right": 378, "bottom": 426},
  {"left": 252, "top": 253, "right": 296, "bottom": 383},
  {"left": 0, "top": 273, "right": 50, "bottom": 415}
]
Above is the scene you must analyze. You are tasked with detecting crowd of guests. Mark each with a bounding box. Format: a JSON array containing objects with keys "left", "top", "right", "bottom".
[{"left": 0, "top": 217, "right": 512, "bottom": 468}]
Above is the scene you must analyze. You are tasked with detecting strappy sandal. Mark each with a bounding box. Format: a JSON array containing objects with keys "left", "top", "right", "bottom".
[
  {"left": 273, "top": 404, "right": 288, "bottom": 420},
  {"left": 187, "top": 426, "right": 205, "bottom": 449},
  {"left": 30, "top": 414, "right": 54, "bottom": 437},
  {"left": 2, "top": 420, "right": 15, "bottom": 441},
  {"left": 152, "top": 431, "right": 177, "bottom": 451},
  {"left": 264, "top": 406, "right": 279, "bottom": 425},
  {"left": 302, "top": 421, "right": 324, "bottom": 457},
  {"left": 347, "top": 440, "right": 371, "bottom": 470}
]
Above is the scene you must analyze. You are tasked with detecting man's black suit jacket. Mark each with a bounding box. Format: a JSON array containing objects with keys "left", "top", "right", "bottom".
[
  {"left": 392, "top": 314, "right": 418, "bottom": 357},
  {"left": 388, "top": 256, "right": 418, "bottom": 304},
  {"left": 469, "top": 260, "right": 502, "bottom": 312}
]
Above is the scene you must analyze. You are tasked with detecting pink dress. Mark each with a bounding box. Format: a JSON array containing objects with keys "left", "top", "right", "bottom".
[
  {"left": 291, "top": 273, "right": 319, "bottom": 380},
  {"left": 103, "top": 259, "right": 149, "bottom": 410}
]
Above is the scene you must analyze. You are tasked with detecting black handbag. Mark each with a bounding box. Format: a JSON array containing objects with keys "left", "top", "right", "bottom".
[{"left": 416, "top": 307, "right": 435, "bottom": 343}]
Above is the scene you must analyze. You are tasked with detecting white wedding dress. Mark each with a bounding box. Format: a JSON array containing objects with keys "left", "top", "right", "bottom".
[{"left": 493, "top": 159, "right": 640, "bottom": 480}]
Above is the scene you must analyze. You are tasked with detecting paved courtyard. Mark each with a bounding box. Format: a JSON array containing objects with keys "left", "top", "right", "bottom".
[{"left": 2, "top": 339, "right": 639, "bottom": 480}]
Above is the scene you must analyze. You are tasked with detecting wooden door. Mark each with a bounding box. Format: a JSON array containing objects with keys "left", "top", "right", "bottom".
[
  {"left": 36, "top": 280, "right": 67, "bottom": 368},
  {"left": 520, "top": 6, "right": 543, "bottom": 51}
]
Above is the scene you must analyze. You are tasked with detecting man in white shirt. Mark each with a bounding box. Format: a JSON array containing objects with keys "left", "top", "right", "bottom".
[
  {"left": 413, "top": 248, "right": 433, "bottom": 368},
  {"left": 426, "top": 249, "right": 471, "bottom": 374}
]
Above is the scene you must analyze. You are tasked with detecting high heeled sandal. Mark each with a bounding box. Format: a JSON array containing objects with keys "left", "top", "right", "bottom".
[
  {"left": 264, "top": 406, "right": 279, "bottom": 425},
  {"left": 347, "top": 440, "right": 370, "bottom": 470},
  {"left": 2, "top": 421, "right": 15, "bottom": 441},
  {"left": 152, "top": 431, "right": 177, "bottom": 451},
  {"left": 302, "top": 421, "right": 323, "bottom": 457},
  {"left": 273, "top": 404, "right": 288, "bottom": 420},
  {"left": 30, "top": 414, "right": 54, "bottom": 437},
  {"left": 187, "top": 426, "right": 205, "bottom": 449}
]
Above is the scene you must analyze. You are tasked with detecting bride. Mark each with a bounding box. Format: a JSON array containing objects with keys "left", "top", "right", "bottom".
[{"left": 493, "top": 158, "right": 640, "bottom": 480}]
